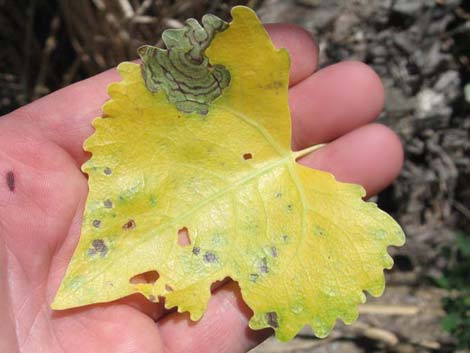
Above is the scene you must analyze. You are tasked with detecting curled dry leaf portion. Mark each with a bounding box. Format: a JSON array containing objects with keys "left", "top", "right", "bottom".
[{"left": 138, "top": 14, "right": 230, "bottom": 115}]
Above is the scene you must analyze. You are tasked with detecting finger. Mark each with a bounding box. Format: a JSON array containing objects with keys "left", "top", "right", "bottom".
[
  {"left": 157, "top": 281, "right": 271, "bottom": 353},
  {"left": 299, "top": 123, "right": 404, "bottom": 197},
  {"left": 9, "top": 24, "right": 317, "bottom": 165},
  {"left": 290, "top": 61, "right": 385, "bottom": 150},
  {"left": 118, "top": 294, "right": 169, "bottom": 322},
  {"left": 265, "top": 23, "right": 318, "bottom": 85}
]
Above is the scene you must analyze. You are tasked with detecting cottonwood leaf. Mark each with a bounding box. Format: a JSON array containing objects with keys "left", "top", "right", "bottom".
[{"left": 52, "top": 6, "right": 405, "bottom": 341}]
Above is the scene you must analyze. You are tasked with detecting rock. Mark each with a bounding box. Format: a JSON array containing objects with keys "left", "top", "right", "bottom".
[
  {"left": 465, "top": 83, "right": 470, "bottom": 103},
  {"left": 385, "top": 87, "right": 417, "bottom": 115},
  {"left": 416, "top": 88, "right": 452, "bottom": 119},
  {"left": 392, "top": 0, "right": 422, "bottom": 16},
  {"left": 332, "top": 11, "right": 360, "bottom": 41},
  {"left": 394, "top": 32, "right": 416, "bottom": 54},
  {"left": 434, "top": 70, "right": 460, "bottom": 100}
]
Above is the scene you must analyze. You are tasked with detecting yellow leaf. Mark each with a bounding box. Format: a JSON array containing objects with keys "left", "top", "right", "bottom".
[{"left": 52, "top": 6, "right": 405, "bottom": 341}]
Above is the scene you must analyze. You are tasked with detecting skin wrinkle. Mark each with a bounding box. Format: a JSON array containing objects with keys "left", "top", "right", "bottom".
[
  {"left": 6, "top": 247, "right": 51, "bottom": 351},
  {"left": 0, "top": 238, "right": 21, "bottom": 353},
  {"left": 48, "top": 318, "right": 68, "bottom": 353},
  {"left": 13, "top": 275, "right": 47, "bottom": 329},
  {"left": 18, "top": 303, "right": 45, "bottom": 351}
]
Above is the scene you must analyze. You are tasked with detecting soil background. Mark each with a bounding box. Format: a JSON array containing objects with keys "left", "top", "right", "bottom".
[{"left": 1, "top": 1, "right": 469, "bottom": 352}]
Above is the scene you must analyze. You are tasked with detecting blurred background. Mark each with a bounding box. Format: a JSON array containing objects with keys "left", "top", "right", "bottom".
[{"left": 0, "top": 0, "right": 469, "bottom": 352}]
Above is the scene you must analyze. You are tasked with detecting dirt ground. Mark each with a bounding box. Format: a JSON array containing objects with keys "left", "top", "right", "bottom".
[{"left": 1, "top": 0, "right": 469, "bottom": 352}]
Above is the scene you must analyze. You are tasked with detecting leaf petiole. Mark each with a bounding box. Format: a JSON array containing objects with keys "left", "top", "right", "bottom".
[{"left": 292, "top": 143, "right": 327, "bottom": 160}]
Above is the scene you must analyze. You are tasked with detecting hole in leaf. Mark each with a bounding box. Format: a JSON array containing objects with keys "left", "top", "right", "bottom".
[
  {"left": 129, "top": 270, "right": 159, "bottom": 284},
  {"left": 266, "top": 312, "right": 279, "bottom": 328},
  {"left": 210, "top": 277, "right": 231, "bottom": 292},
  {"left": 177, "top": 227, "right": 191, "bottom": 246},
  {"left": 394, "top": 255, "right": 414, "bottom": 272},
  {"left": 243, "top": 153, "right": 253, "bottom": 160}
]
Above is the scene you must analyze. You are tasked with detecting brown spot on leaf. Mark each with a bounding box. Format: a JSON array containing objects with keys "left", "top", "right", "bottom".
[
  {"left": 266, "top": 312, "right": 279, "bottom": 328},
  {"left": 243, "top": 153, "right": 253, "bottom": 160},
  {"left": 104, "top": 199, "right": 113, "bottom": 208},
  {"left": 165, "top": 284, "right": 174, "bottom": 292},
  {"left": 6, "top": 171, "right": 14, "bottom": 192},
  {"left": 104, "top": 167, "right": 112, "bottom": 175},
  {"left": 192, "top": 247, "right": 200, "bottom": 255},
  {"left": 203, "top": 252, "right": 217, "bottom": 263},
  {"left": 122, "top": 219, "right": 136, "bottom": 230},
  {"left": 92, "top": 220, "right": 101, "bottom": 228}
]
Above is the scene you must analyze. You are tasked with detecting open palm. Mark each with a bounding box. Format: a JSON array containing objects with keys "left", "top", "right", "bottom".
[{"left": 0, "top": 24, "right": 403, "bottom": 353}]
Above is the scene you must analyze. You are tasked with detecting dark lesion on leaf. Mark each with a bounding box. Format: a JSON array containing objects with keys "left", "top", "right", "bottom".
[
  {"left": 270, "top": 247, "right": 278, "bottom": 258},
  {"left": 260, "top": 257, "right": 269, "bottom": 274},
  {"left": 260, "top": 80, "right": 284, "bottom": 90},
  {"left": 203, "top": 251, "right": 218, "bottom": 263},
  {"left": 103, "top": 167, "right": 112, "bottom": 175},
  {"left": 92, "top": 219, "right": 101, "bottom": 228},
  {"left": 88, "top": 239, "right": 108, "bottom": 257},
  {"left": 249, "top": 273, "right": 259, "bottom": 282},
  {"left": 122, "top": 219, "right": 136, "bottom": 230},
  {"left": 266, "top": 312, "right": 279, "bottom": 328},
  {"left": 192, "top": 246, "right": 200, "bottom": 255},
  {"left": 314, "top": 226, "right": 326, "bottom": 236},
  {"left": 103, "top": 199, "right": 113, "bottom": 208}
]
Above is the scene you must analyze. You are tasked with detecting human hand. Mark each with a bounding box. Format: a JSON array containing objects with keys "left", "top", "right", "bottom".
[{"left": 0, "top": 24, "right": 403, "bottom": 353}]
